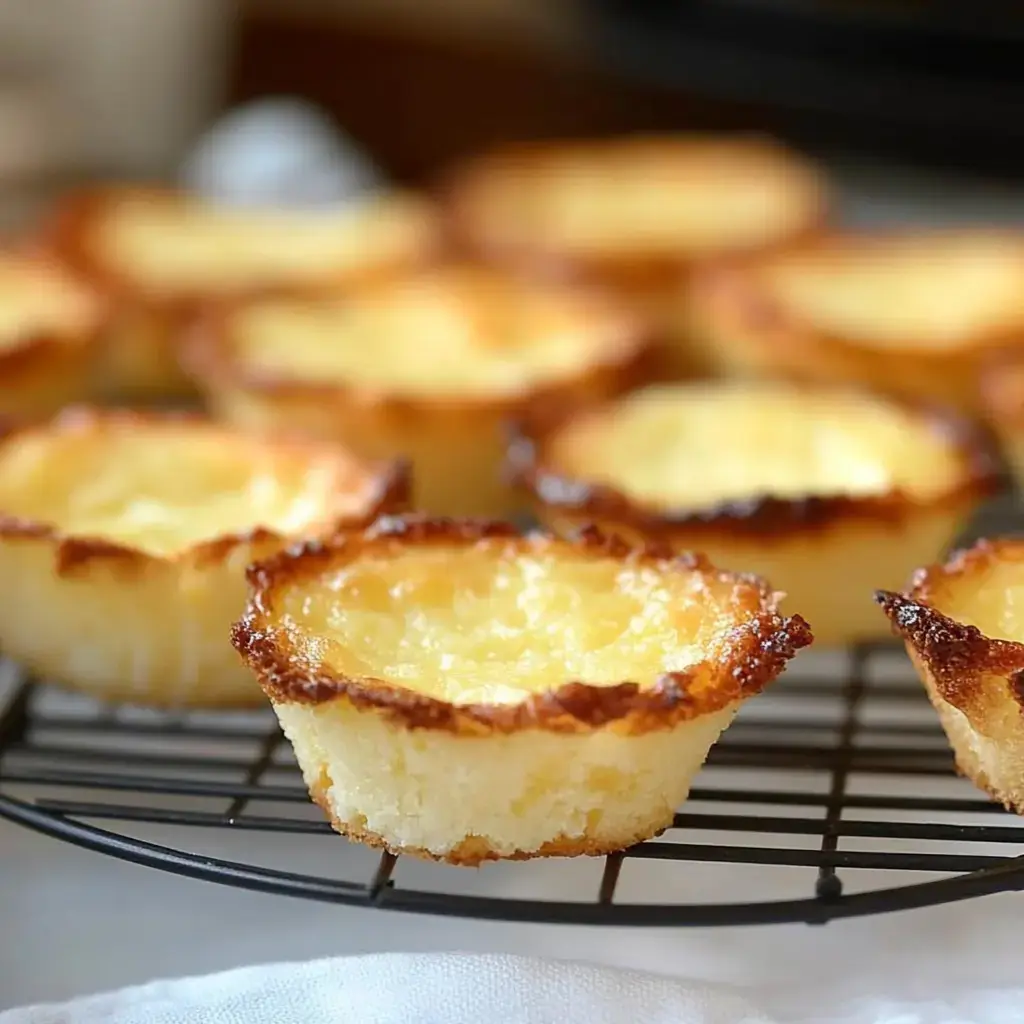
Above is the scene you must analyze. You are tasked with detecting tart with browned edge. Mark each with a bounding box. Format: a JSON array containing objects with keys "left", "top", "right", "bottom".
[
  {"left": 444, "top": 135, "right": 827, "bottom": 377},
  {"left": 0, "top": 252, "right": 103, "bottom": 418},
  {"left": 187, "top": 264, "right": 651, "bottom": 518},
  {"left": 0, "top": 408, "right": 407, "bottom": 707},
  {"left": 878, "top": 539, "right": 1024, "bottom": 812},
  {"left": 232, "top": 517, "right": 811, "bottom": 863},
  {"left": 686, "top": 229, "right": 1024, "bottom": 410},
  {"left": 43, "top": 187, "right": 441, "bottom": 398},
  {"left": 511, "top": 381, "right": 999, "bottom": 647}
]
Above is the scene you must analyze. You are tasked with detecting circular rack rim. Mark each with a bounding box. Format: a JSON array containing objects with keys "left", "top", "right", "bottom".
[
  {"left": 4, "top": 637, "right": 1024, "bottom": 927},
  {"left": 2, "top": 790, "right": 1024, "bottom": 926}
]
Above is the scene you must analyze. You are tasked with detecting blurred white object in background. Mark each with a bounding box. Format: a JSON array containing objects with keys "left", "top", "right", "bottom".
[{"left": 182, "top": 97, "right": 384, "bottom": 206}]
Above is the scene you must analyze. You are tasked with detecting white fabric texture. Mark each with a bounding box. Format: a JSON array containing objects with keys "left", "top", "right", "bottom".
[{"left": 3, "top": 953, "right": 1023, "bottom": 1024}]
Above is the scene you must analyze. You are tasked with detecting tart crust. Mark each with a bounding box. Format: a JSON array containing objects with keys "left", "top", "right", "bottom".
[
  {"left": 0, "top": 407, "right": 407, "bottom": 707},
  {"left": 878, "top": 539, "right": 1024, "bottom": 813},
  {"left": 686, "top": 229, "right": 1024, "bottom": 409},
  {"left": 511, "top": 382, "right": 1000, "bottom": 647},
  {"left": 0, "top": 253, "right": 104, "bottom": 418},
  {"left": 980, "top": 350, "right": 1024, "bottom": 492},
  {"left": 187, "top": 264, "right": 653, "bottom": 518},
  {"left": 42, "top": 187, "right": 441, "bottom": 399},
  {"left": 232, "top": 517, "right": 812, "bottom": 863},
  {"left": 443, "top": 135, "right": 827, "bottom": 376}
]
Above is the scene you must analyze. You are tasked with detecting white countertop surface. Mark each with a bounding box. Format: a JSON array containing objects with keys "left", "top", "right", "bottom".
[
  {"left": 5, "top": 156, "right": 1024, "bottom": 1011},
  {"left": 4, "top": 813, "right": 1024, "bottom": 1010}
]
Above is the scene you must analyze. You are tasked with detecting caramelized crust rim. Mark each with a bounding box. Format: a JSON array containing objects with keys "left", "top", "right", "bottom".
[
  {"left": 876, "top": 539, "right": 1024, "bottom": 720},
  {"left": 39, "top": 186, "right": 445, "bottom": 309},
  {"left": 232, "top": 516, "right": 813, "bottom": 734},
  {"left": 0, "top": 405, "right": 410, "bottom": 575},
  {"left": 0, "top": 254, "right": 107, "bottom": 374},
  {"left": 440, "top": 136, "right": 829, "bottom": 283},
  {"left": 690, "top": 228, "right": 1024, "bottom": 359},
  {"left": 185, "top": 279, "right": 656, "bottom": 417},
  {"left": 508, "top": 390, "right": 1003, "bottom": 539}
]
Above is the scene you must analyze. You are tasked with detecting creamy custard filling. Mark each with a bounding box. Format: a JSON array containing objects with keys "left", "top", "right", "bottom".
[
  {"left": 232, "top": 269, "right": 628, "bottom": 396},
  {"left": 763, "top": 235, "right": 1024, "bottom": 348},
  {"left": 0, "top": 259, "right": 96, "bottom": 351},
  {"left": 545, "top": 384, "right": 964, "bottom": 513},
  {"left": 94, "top": 194, "right": 430, "bottom": 294},
  {"left": 274, "top": 544, "right": 747, "bottom": 705},
  {"left": 0, "top": 429, "right": 374, "bottom": 556},
  {"left": 471, "top": 145, "right": 817, "bottom": 258},
  {"left": 927, "top": 559, "right": 1024, "bottom": 645}
]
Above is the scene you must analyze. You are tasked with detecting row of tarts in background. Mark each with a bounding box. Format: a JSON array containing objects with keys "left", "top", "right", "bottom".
[{"left": 0, "top": 133, "right": 1023, "bottom": 865}]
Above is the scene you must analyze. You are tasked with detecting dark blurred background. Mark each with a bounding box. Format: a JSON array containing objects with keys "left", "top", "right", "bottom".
[{"left": 1, "top": 0, "right": 1023, "bottom": 221}]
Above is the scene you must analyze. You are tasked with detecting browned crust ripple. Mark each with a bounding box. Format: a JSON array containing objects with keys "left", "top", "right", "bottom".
[
  {"left": 439, "top": 135, "right": 829, "bottom": 291},
  {"left": 184, "top": 272, "right": 657, "bottom": 422},
  {"left": 232, "top": 516, "right": 812, "bottom": 735},
  {"left": 508, "top": 389, "right": 1003, "bottom": 540},
  {"left": 876, "top": 539, "right": 1024, "bottom": 721},
  {"left": 0, "top": 405, "right": 410, "bottom": 576}
]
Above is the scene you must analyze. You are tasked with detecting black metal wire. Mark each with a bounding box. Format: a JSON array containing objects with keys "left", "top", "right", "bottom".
[
  {"left": 0, "top": 493, "right": 1022, "bottom": 927},
  {"left": 3, "top": 638, "right": 1024, "bottom": 926}
]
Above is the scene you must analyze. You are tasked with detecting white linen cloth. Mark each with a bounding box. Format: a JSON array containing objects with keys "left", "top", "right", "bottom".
[{"left": 3, "top": 953, "right": 1024, "bottom": 1024}]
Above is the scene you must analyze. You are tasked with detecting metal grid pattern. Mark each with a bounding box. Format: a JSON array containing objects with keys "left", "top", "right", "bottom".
[
  {"left": 3, "top": 638, "right": 1024, "bottom": 926},
  {"left": 2, "top": 496, "right": 1023, "bottom": 926}
]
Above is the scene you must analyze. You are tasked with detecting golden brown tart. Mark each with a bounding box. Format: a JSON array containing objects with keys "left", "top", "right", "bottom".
[
  {"left": 686, "top": 229, "right": 1024, "bottom": 409},
  {"left": 979, "top": 350, "right": 1024, "bottom": 492},
  {"left": 444, "top": 135, "right": 827, "bottom": 376},
  {"left": 512, "top": 381, "right": 999, "bottom": 647},
  {"left": 233, "top": 517, "right": 812, "bottom": 864},
  {"left": 187, "top": 263, "right": 652, "bottom": 518},
  {"left": 0, "top": 407, "right": 406, "bottom": 707},
  {"left": 879, "top": 539, "right": 1024, "bottom": 812},
  {"left": 43, "top": 187, "right": 441, "bottom": 399},
  {"left": 0, "top": 253, "right": 104, "bottom": 418}
]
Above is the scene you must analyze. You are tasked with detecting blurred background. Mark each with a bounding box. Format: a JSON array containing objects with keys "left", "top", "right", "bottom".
[{"left": 1, "top": 0, "right": 1024, "bottom": 228}]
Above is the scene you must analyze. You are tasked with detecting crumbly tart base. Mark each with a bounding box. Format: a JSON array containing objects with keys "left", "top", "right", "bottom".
[
  {"left": 309, "top": 773, "right": 670, "bottom": 866},
  {"left": 275, "top": 698, "right": 738, "bottom": 865},
  {"left": 930, "top": 694, "right": 1024, "bottom": 815},
  {"left": 908, "top": 646, "right": 1024, "bottom": 815},
  {"left": 878, "top": 559, "right": 1024, "bottom": 816}
]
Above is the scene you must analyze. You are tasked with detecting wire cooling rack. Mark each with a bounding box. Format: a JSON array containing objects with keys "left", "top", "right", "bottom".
[
  {"left": 2, "top": 499, "right": 1023, "bottom": 927},
  {"left": 2, "top": 642, "right": 1024, "bottom": 926}
]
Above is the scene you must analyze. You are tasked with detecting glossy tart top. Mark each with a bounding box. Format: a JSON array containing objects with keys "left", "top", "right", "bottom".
[
  {"left": 445, "top": 136, "right": 826, "bottom": 269},
  {"left": 233, "top": 518, "right": 812, "bottom": 731},
  {"left": 0, "top": 253, "right": 101, "bottom": 353},
  {"left": 47, "top": 188, "right": 440, "bottom": 301},
  {"left": 512, "top": 382, "right": 998, "bottom": 534},
  {"left": 0, "top": 408, "right": 406, "bottom": 563},
  {"left": 711, "top": 229, "right": 1024, "bottom": 353},
  {"left": 195, "top": 264, "right": 649, "bottom": 406}
]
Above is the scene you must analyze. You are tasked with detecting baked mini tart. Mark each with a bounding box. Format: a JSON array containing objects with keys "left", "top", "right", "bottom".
[
  {"left": 0, "top": 407, "right": 407, "bottom": 707},
  {"left": 187, "top": 263, "right": 651, "bottom": 518},
  {"left": 511, "top": 381, "right": 999, "bottom": 647},
  {"left": 232, "top": 517, "right": 811, "bottom": 864},
  {"left": 878, "top": 539, "right": 1024, "bottom": 812},
  {"left": 686, "top": 229, "right": 1024, "bottom": 410},
  {"left": 0, "top": 252, "right": 104, "bottom": 418},
  {"left": 42, "top": 187, "right": 441, "bottom": 399},
  {"left": 980, "top": 350, "right": 1024, "bottom": 492},
  {"left": 444, "top": 135, "right": 827, "bottom": 376}
]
